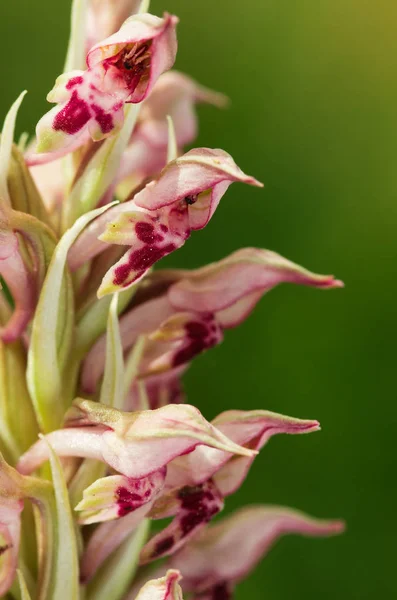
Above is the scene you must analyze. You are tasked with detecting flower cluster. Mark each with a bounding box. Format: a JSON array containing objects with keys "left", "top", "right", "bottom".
[{"left": 0, "top": 1, "right": 344, "bottom": 599}]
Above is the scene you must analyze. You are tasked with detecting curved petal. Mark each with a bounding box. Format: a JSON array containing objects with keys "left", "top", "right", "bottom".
[
  {"left": 168, "top": 506, "right": 345, "bottom": 593},
  {"left": 0, "top": 230, "right": 37, "bottom": 343},
  {"left": 134, "top": 148, "right": 262, "bottom": 211},
  {"left": 166, "top": 410, "right": 319, "bottom": 491},
  {"left": 18, "top": 402, "right": 255, "bottom": 478},
  {"left": 167, "top": 247, "right": 344, "bottom": 322}
]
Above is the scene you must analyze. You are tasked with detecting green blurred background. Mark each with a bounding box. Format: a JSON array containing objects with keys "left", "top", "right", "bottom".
[{"left": 1, "top": 1, "right": 396, "bottom": 598}]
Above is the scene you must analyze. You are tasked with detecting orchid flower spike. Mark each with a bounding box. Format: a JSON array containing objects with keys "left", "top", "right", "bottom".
[
  {"left": 0, "top": 0, "right": 346, "bottom": 596},
  {"left": 34, "top": 12, "right": 178, "bottom": 159}
]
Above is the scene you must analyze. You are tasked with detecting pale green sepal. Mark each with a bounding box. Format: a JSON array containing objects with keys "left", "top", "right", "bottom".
[
  {"left": 123, "top": 335, "right": 146, "bottom": 399},
  {"left": 0, "top": 334, "right": 39, "bottom": 463},
  {"left": 75, "top": 286, "right": 135, "bottom": 356},
  {"left": 166, "top": 115, "right": 178, "bottom": 163},
  {"left": 17, "top": 570, "right": 33, "bottom": 600},
  {"left": 64, "top": 0, "right": 88, "bottom": 72},
  {"left": 68, "top": 459, "right": 106, "bottom": 518},
  {"left": 139, "top": 0, "right": 151, "bottom": 12},
  {"left": 63, "top": 103, "right": 141, "bottom": 229},
  {"left": 87, "top": 519, "right": 150, "bottom": 600},
  {"left": 0, "top": 91, "right": 27, "bottom": 206},
  {"left": 27, "top": 203, "right": 117, "bottom": 432},
  {"left": 8, "top": 145, "right": 52, "bottom": 227},
  {"left": 43, "top": 437, "right": 79, "bottom": 600},
  {"left": 100, "top": 293, "right": 124, "bottom": 409}
]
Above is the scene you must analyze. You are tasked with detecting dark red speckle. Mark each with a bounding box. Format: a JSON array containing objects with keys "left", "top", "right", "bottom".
[
  {"left": 211, "top": 583, "right": 232, "bottom": 600},
  {"left": 0, "top": 544, "right": 11, "bottom": 556},
  {"left": 152, "top": 535, "right": 174, "bottom": 558},
  {"left": 92, "top": 104, "right": 114, "bottom": 134},
  {"left": 178, "top": 485, "right": 221, "bottom": 536},
  {"left": 135, "top": 221, "right": 156, "bottom": 244},
  {"left": 160, "top": 224, "right": 168, "bottom": 233},
  {"left": 66, "top": 76, "right": 83, "bottom": 89},
  {"left": 53, "top": 90, "right": 91, "bottom": 135},
  {"left": 173, "top": 320, "right": 215, "bottom": 367},
  {"left": 113, "top": 243, "right": 176, "bottom": 286},
  {"left": 116, "top": 486, "right": 142, "bottom": 517}
]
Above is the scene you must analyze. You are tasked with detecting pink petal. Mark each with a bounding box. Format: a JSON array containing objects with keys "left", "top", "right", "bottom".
[
  {"left": 136, "top": 71, "right": 228, "bottom": 149},
  {"left": 80, "top": 469, "right": 166, "bottom": 582},
  {"left": 97, "top": 204, "right": 190, "bottom": 296},
  {"left": 0, "top": 501, "right": 23, "bottom": 596},
  {"left": 166, "top": 411, "right": 319, "bottom": 492},
  {"left": 0, "top": 230, "right": 37, "bottom": 342},
  {"left": 168, "top": 506, "right": 345, "bottom": 592},
  {"left": 140, "top": 312, "right": 223, "bottom": 375},
  {"left": 81, "top": 295, "right": 174, "bottom": 394},
  {"left": 18, "top": 402, "right": 255, "bottom": 479},
  {"left": 86, "top": 1, "right": 143, "bottom": 49},
  {"left": 76, "top": 468, "right": 166, "bottom": 524},
  {"left": 134, "top": 570, "right": 183, "bottom": 600},
  {"left": 133, "top": 148, "right": 262, "bottom": 212},
  {"left": 140, "top": 480, "right": 224, "bottom": 564},
  {"left": 167, "top": 247, "right": 344, "bottom": 327},
  {"left": 87, "top": 13, "right": 179, "bottom": 103}
]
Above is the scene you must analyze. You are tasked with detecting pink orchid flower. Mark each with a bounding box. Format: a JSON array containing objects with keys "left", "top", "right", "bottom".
[
  {"left": 33, "top": 13, "right": 178, "bottom": 158},
  {"left": 68, "top": 148, "right": 262, "bottom": 296},
  {"left": 166, "top": 506, "right": 345, "bottom": 599},
  {"left": 80, "top": 247, "right": 341, "bottom": 394},
  {"left": 17, "top": 400, "right": 255, "bottom": 479}
]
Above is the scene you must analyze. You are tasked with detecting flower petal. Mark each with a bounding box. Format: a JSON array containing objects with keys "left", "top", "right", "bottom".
[
  {"left": 135, "top": 570, "right": 183, "bottom": 600},
  {"left": 75, "top": 468, "right": 165, "bottom": 524},
  {"left": 18, "top": 401, "right": 255, "bottom": 478},
  {"left": 168, "top": 506, "right": 345, "bottom": 593},
  {"left": 167, "top": 247, "right": 344, "bottom": 327},
  {"left": 166, "top": 410, "right": 319, "bottom": 492},
  {"left": 87, "top": 13, "right": 179, "bottom": 104},
  {"left": 0, "top": 501, "right": 23, "bottom": 596},
  {"left": 141, "top": 480, "right": 224, "bottom": 564},
  {"left": 136, "top": 71, "right": 228, "bottom": 149},
  {"left": 133, "top": 148, "right": 262, "bottom": 212}
]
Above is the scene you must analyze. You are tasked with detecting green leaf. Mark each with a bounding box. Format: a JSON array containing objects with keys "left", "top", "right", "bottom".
[
  {"left": 27, "top": 203, "right": 116, "bottom": 432},
  {"left": 100, "top": 293, "right": 124, "bottom": 408},
  {"left": 44, "top": 438, "right": 79, "bottom": 600},
  {"left": 17, "top": 570, "right": 32, "bottom": 600},
  {"left": 0, "top": 91, "right": 26, "bottom": 206}
]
